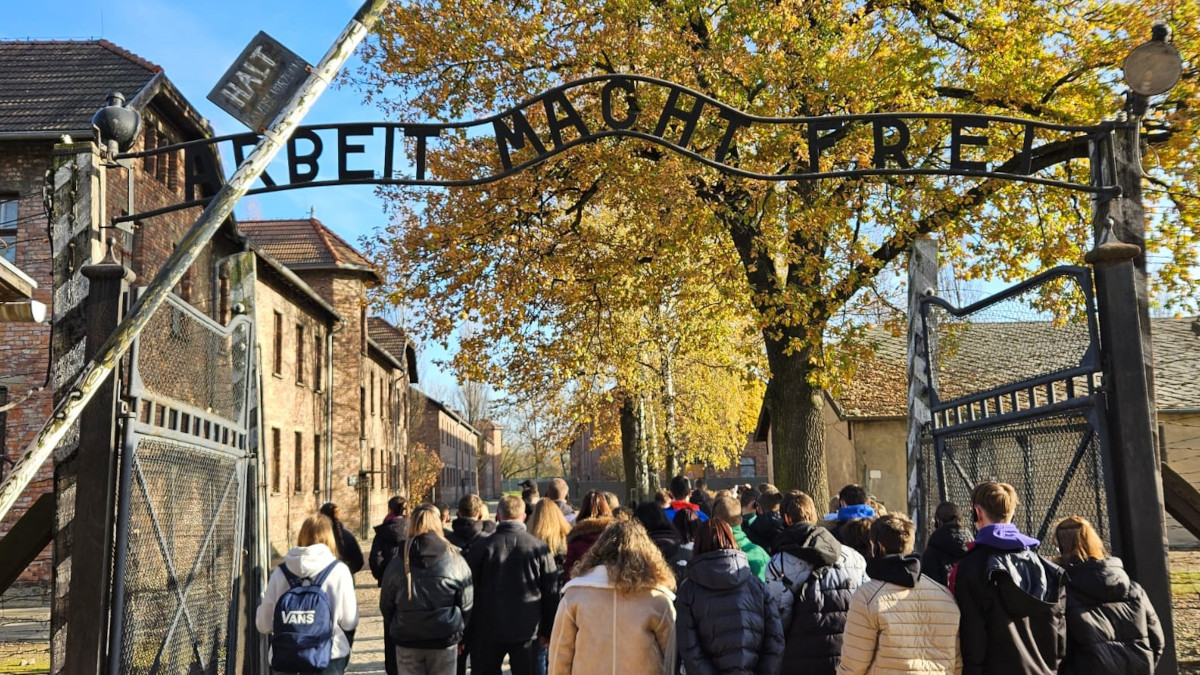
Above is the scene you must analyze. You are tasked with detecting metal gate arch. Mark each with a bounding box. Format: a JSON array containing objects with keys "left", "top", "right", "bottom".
[
  {"left": 108, "top": 290, "right": 255, "bottom": 675},
  {"left": 915, "top": 265, "right": 1116, "bottom": 554}
]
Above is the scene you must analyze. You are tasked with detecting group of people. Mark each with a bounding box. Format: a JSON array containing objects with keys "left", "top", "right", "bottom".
[{"left": 256, "top": 477, "right": 1165, "bottom": 675}]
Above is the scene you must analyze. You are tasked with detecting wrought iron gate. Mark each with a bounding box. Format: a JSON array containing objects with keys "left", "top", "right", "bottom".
[
  {"left": 915, "top": 266, "right": 1113, "bottom": 554},
  {"left": 108, "top": 290, "right": 255, "bottom": 675}
]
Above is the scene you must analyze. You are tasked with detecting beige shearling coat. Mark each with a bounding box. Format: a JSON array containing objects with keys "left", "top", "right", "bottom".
[
  {"left": 548, "top": 565, "right": 676, "bottom": 675},
  {"left": 837, "top": 571, "right": 962, "bottom": 675}
]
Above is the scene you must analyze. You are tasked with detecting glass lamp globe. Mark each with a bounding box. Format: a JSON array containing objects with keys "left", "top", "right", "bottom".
[{"left": 1123, "top": 30, "right": 1183, "bottom": 97}]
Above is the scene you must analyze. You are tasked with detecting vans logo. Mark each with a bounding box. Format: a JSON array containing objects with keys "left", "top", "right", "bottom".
[{"left": 281, "top": 610, "right": 316, "bottom": 624}]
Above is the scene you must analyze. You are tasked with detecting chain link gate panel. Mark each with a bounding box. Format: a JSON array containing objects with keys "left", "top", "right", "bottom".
[
  {"left": 915, "top": 266, "right": 1114, "bottom": 556},
  {"left": 110, "top": 291, "right": 255, "bottom": 675}
]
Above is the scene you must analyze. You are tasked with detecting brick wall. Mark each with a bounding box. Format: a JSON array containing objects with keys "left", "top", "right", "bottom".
[
  {"left": 0, "top": 140, "right": 57, "bottom": 586},
  {"left": 254, "top": 270, "right": 332, "bottom": 558}
]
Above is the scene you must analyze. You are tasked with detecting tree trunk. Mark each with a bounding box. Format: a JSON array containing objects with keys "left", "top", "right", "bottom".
[
  {"left": 661, "top": 346, "right": 679, "bottom": 479},
  {"left": 764, "top": 339, "right": 829, "bottom": 509},
  {"left": 619, "top": 393, "right": 648, "bottom": 502},
  {"left": 642, "top": 395, "right": 660, "bottom": 492}
]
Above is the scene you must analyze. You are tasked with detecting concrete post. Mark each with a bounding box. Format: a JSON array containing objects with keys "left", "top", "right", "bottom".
[{"left": 907, "top": 235, "right": 938, "bottom": 548}]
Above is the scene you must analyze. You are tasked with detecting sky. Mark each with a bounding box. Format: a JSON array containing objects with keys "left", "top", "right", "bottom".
[{"left": 4, "top": 0, "right": 460, "bottom": 395}]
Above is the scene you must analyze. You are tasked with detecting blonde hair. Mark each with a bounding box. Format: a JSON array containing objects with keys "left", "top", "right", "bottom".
[
  {"left": 298, "top": 514, "right": 339, "bottom": 554},
  {"left": 403, "top": 505, "right": 448, "bottom": 600},
  {"left": 575, "top": 520, "right": 676, "bottom": 594},
  {"left": 1055, "top": 515, "right": 1106, "bottom": 565},
  {"left": 528, "top": 498, "right": 571, "bottom": 557}
]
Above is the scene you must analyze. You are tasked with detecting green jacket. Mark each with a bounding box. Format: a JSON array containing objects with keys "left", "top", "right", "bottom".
[{"left": 732, "top": 524, "right": 769, "bottom": 581}]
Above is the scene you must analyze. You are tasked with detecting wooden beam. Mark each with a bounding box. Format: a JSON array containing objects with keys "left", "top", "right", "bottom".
[
  {"left": 0, "top": 492, "right": 53, "bottom": 593},
  {"left": 1162, "top": 462, "right": 1200, "bottom": 541}
]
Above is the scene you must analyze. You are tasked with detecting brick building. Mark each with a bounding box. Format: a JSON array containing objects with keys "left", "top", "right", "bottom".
[
  {"left": 0, "top": 40, "right": 245, "bottom": 586},
  {"left": 240, "top": 218, "right": 417, "bottom": 543},
  {"left": 410, "top": 395, "right": 483, "bottom": 505}
]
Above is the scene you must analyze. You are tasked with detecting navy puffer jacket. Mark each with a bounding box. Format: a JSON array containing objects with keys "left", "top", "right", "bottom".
[{"left": 676, "top": 549, "right": 784, "bottom": 675}]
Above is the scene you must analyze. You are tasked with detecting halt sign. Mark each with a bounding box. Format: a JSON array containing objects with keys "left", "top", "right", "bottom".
[{"left": 208, "top": 31, "right": 310, "bottom": 132}]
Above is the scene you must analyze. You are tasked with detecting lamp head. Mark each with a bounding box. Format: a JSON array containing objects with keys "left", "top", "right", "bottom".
[
  {"left": 91, "top": 92, "right": 143, "bottom": 155},
  {"left": 1123, "top": 24, "right": 1183, "bottom": 97}
]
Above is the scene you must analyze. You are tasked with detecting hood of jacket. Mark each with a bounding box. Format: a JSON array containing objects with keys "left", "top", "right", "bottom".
[
  {"left": 449, "top": 517, "right": 483, "bottom": 542},
  {"left": 866, "top": 554, "right": 921, "bottom": 588},
  {"left": 284, "top": 543, "right": 339, "bottom": 578},
  {"left": 835, "top": 503, "right": 877, "bottom": 521},
  {"left": 1066, "top": 557, "right": 1131, "bottom": 603},
  {"left": 406, "top": 532, "right": 451, "bottom": 569},
  {"left": 974, "top": 523, "right": 1040, "bottom": 550},
  {"left": 374, "top": 518, "right": 407, "bottom": 544},
  {"left": 973, "top": 544, "right": 1064, "bottom": 617},
  {"left": 927, "top": 523, "right": 972, "bottom": 558},
  {"left": 688, "top": 549, "right": 751, "bottom": 590},
  {"left": 567, "top": 516, "right": 614, "bottom": 544},
  {"left": 772, "top": 522, "right": 840, "bottom": 567},
  {"left": 563, "top": 564, "right": 676, "bottom": 600}
]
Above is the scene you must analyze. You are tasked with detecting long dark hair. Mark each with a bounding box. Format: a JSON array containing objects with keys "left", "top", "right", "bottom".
[
  {"left": 673, "top": 508, "right": 701, "bottom": 544},
  {"left": 319, "top": 502, "right": 346, "bottom": 555}
]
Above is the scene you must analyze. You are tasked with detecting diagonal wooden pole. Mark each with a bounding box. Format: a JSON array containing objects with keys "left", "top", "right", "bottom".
[{"left": 0, "top": 0, "right": 392, "bottom": 524}]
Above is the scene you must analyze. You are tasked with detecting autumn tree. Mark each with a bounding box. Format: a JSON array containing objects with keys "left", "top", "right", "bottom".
[{"left": 358, "top": 1, "right": 1199, "bottom": 506}]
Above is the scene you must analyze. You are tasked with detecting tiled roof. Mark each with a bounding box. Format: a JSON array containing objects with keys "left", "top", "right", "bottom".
[
  {"left": 0, "top": 40, "right": 160, "bottom": 134},
  {"left": 834, "top": 317, "right": 1200, "bottom": 418},
  {"left": 368, "top": 316, "right": 418, "bottom": 383},
  {"left": 238, "top": 218, "right": 378, "bottom": 280},
  {"left": 1154, "top": 317, "right": 1200, "bottom": 411}
]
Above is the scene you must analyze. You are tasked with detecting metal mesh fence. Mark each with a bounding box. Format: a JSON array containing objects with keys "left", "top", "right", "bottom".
[
  {"left": 921, "top": 408, "right": 1109, "bottom": 558},
  {"left": 134, "top": 300, "right": 248, "bottom": 421},
  {"left": 925, "top": 271, "right": 1094, "bottom": 404},
  {"left": 115, "top": 438, "right": 241, "bottom": 675}
]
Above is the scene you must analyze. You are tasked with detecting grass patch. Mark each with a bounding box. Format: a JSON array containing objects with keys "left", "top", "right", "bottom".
[{"left": 1172, "top": 571, "right": 1200, "bottom": 595}]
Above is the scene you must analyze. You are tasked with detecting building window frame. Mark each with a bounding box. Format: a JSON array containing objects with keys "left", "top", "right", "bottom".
[
  {"left": 272, "top": 311, "right": 283, "bottom": 376},
  {"left": 271, "top": 428, "right": 282, "bottom": 493},
  {"left": 739, "top": 457, "right": 756, "bottom": 478},
  {"left": 294, "top": 432, "right": 304, "bottom": 493},
  {"left": 0, "top": 195, "right": 17, "bottom": 264},
  {"left": 313, "top": 434, "right": 322, "bottom": 494},
  {"left": 314, "top": 332, "right": 323, "bottom": 392},
  {"left": 295, "top": 324, "right": 306, "bottom": 385}
]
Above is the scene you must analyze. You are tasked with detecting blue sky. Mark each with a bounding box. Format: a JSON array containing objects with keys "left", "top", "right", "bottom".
[{"left": 5, "top": 0, "right": 459, "bottom": 394}]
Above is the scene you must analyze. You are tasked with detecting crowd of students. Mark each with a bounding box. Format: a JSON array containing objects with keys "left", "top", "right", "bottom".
[{"left": 255, "top": 476, "right": 1165, "bottom": 675}]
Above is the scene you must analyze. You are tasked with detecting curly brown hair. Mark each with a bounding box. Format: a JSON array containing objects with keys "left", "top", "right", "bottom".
[{"left": 575, "top": 520, "right": 676, "bottom": 594}]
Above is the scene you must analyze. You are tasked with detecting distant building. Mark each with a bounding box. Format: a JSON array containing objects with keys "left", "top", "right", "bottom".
[
  {"left": 241, "top": 218, "right": 418, "bottom": 547},
  {"left": 410, "top": 395, "right": 484, "bottom": 504}
]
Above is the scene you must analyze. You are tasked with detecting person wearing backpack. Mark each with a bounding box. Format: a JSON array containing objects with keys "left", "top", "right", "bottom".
[
  {"left": 256, "top": 513, "right": 359, "bottom": 674},
  {"left": 766, "top": 490, "right": 868, "bottom": 675}
]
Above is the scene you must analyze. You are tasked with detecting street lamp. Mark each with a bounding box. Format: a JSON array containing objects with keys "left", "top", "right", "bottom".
[{"left": 1123, "top": 24, "right": 1184, "bottom": 114}]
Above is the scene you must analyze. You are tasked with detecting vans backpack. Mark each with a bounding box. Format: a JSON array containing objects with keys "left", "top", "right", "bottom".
[{"left": 271, "top": 560, "right": 340, "bottom": 672}]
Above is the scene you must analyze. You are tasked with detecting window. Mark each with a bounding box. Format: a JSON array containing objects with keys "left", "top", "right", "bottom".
[
  {"left": 739, "top": 457, "right": 756, "bottom": 478},
  {"left": 360, "top": 387, "right": 366, "bottom": 438},
  {"left": 271, "top": 428, "right": 282, "bottom": 493},
  {"left": 360, "top": 306, "right": 368, "bottom": 354},
  {"left": 313, "top": 435, "right": 322, "bottom": 494},
  {"left": 370, "top": 373, "right": 375, "bottom": 416},
  {"left": 314, "top": 333, "right": 323, "bottom": 391},
  {"left": 294, "top": 432, "right": 303, "bottom": 493},
  {"left": 296, "top": 324, "right": 306, "bottom": 384},
  {"left": 370, "top": 447, "right": 376, "bottom": 488},
  {"left": 272, "top": 312, "right": 283, "bottom": 375},
  {"left": 0, "top": 387, "right": 7, "bottom": 481},
  {"left": 0, "top": 195, "right": 16, "bottom": 263}
]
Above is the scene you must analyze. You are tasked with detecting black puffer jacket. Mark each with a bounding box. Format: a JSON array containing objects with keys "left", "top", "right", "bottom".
[
  {"left": 772, "top": 524, "right": 859, "bottom": 675},
  {"left": 369, "top": 518, "right": 408, "bottom": 584},
  {"left": 379, "top": 532, "right": 473, "bottom": 649},
  {"left": 747, "top": 511, "right": 785, "bottom": 552},
  {"left": 1061, "top": 558, "right": 1163, "bottom": 675},
  {"left": 445, "top": 517, "right": 488, "bottom": 555},
  {"left": 921, "top": 524, "right": 972, "bottom": 587},
  {"left": 676, "top": 549, "right": 785, "bottom": 675},
  {"left": 954, "top": 528, "right": 1066, "bottom": 675}
]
